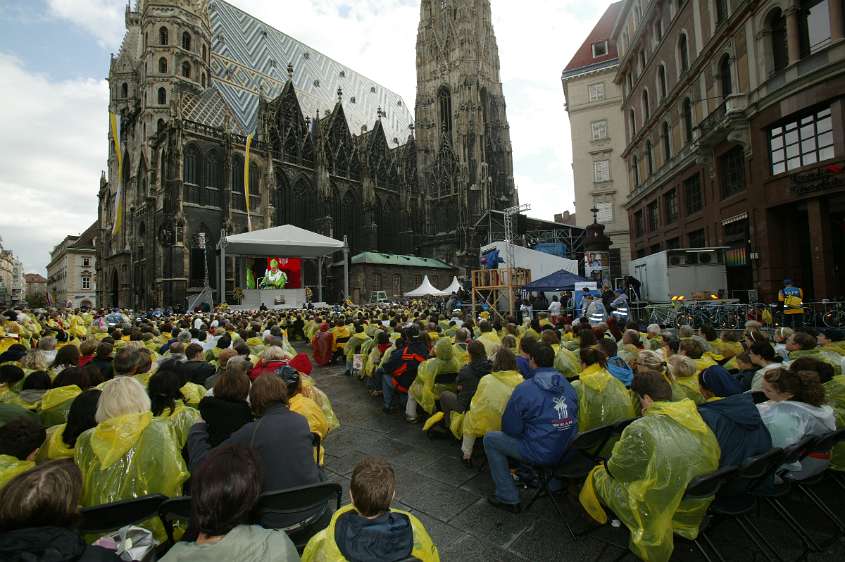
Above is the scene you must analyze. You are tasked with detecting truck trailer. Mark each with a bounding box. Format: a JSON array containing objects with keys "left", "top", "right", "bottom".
[{"left": 629, "top": 248, "right": 728, "bottom": 303}]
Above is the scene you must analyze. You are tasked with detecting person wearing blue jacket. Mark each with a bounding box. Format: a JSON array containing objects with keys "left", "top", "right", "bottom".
[
  {"left": 698, "top": 392, "right": 772, "bottom": 469},
  {"left": 483, "top": 344, "right": 578, "bottom": 512}
]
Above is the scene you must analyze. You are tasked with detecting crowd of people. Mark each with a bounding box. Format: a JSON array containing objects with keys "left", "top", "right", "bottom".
[{"left": 0, "top": 302, "right": 843, "bottom": 561}]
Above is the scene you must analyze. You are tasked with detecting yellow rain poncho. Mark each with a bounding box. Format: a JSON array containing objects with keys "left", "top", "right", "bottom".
[
  {"left": 180, "top": 382, "right": 207, "bottom": 408},
  {"left": 0, "top": 454, "right": 34, "bottom": 490},
  {"left": 39, "top": 385, "right": 82, "bottom": 427},
  {"left": 457, "top": 370, "right": 523, "bottom": 439},
  {"left": 156, "top": 401, "right": 201, "bottom": 448},
  {"left": 451, "top": 342, "right": 469, "bottom": 366},
  {"left": 825, "top": 375, "right": 845, "bottom": 471},
  {"left": 36, "top": 423, "right": 76, "bottom": 461},
  {"left": 589, "top": 399, "right": 720, "bottom": 562},
  {"left": 302, "top": 504, "right": 439, "bottom": 562},
  {"left": 290, "top": 393, "right": 329, "bottom": 465},
  {"left": 409, "top": 339, "right": 460, "bottom": 415},
  {"left": 75, "top": 411, "right": 188, "bottom": 541},
  {"left": 331, "top": 326, "right": 352, "bottom": 353},
  {"left": 790, "top": 349, "right": 843, "bottom": 376},
  {"left": 301, "top": 377, "right": 340, "bottom": 431},
  {"left": 671, "top": 375, "right": 705, "bottom": 405},
  {"left": 344, "top": 331, "right": 371, "bottom": 362},
  {"left": 571, "top": 364, "right": 635, "bottom": 432},
  {"left": 554, "top": 347, "right": 580, "bottom": 379},
  {"left": 476, "top": 331, "right": 501, "bottom": 358}
]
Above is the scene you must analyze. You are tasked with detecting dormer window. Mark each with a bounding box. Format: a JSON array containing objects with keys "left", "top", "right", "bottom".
[{"left": 592, "top": 40, "right": 608, "bottom": 58}]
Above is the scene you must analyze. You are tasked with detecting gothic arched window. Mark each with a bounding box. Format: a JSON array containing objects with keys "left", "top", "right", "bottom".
[
  {"left": 182, "top": 61, "right": 191, "bottom": 79},
  {"left": 719, "top": 54, "right": 733, "bottom": 99},
  {"left": 182, "top": 31, "right": 192, "bottom": 51},
  {"left": 120, "top": 83, "right": 128, "bottom": 98},
  {"left": 678, "top": 33, "right": 690, "bottom": 73},
  {"left": 158, "top": 57, "right": 167, "bottom": 73},
  {"left": 184, "top": 145, "right": 201, "bottom": 185},
  {"left": 205, "top": 150, "right": 222, "bottom": 188},
  {"left": 157, "top": 87, "right": 166, "bottom": 105},
  {"left": 766, "top": 9, "right": 788, "bottom": 72},
  {"left": 159, "top": 27, "right": 168, "bottom": 46},
  {"left": 438, "top": 85, "right": 452, "bottom": 145},
  {"left": 683, "top": 98, "right": 694, "bottom": 143}
]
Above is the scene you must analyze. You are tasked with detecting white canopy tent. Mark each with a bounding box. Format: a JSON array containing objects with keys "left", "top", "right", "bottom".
[
  {"left": 436, "top": 276, "right": 463, "bottom": 297},
  {"left": 219, "top": 224, "right": 348, "bottom": 303},
  {"left": 404, "top": 275, "right": 443, "bottom": 297}
]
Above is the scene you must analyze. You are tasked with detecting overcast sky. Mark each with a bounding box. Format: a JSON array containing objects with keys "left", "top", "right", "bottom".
[{"left": 0, "top": 0, "right": 615, "bottom": 273}]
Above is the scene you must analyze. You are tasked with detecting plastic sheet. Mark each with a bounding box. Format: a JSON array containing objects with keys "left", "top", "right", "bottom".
[
  {"left": 553, "top": 346, "right": 580, "bottom": 379},
  {"left": 156, "top": 401, "right": 201, "bottom": 449},
  {"left": 459, "top": 370, "right": 523, "bottom": 438},
  {"left": 39, "top": 385, "right": 82, "bottom": 427},
  {"left": 36, "top": 423, "right": 75, "bottom": 462},
  {"left": 826, "top": 376, "right": 845, "bottom": 471},
  {"left": 0, "top": 454, "right": 34, "bottom": 490},
  {"left": 409, "top": 339, "right": 460, "bottom": 415},
  {"left": 571, "top": 364, "right": 635, "bottom": 432},
  {"left": 301, "top": 504, "right": 439, "bottom": 562},
  {"left": 592, "top": 399, "right": 720, "bottom": 562},
  {"left": 301, "top": 378, "right": 340, "bottom": 431}
]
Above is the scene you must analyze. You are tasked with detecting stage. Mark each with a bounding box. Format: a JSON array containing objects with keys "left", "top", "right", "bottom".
[{"left": 241, "top": 288, "right": 307, "bottom": 309}]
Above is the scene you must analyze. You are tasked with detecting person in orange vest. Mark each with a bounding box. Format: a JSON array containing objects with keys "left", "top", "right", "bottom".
[
  {"left": 380, "top": 326, "right": 428, "bottom": 416},
  {"left": 778, "top": 278, "right": 804, "bottom": 329}
]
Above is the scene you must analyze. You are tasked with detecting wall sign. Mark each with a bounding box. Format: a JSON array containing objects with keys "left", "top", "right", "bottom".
[{"left": 790, "top": 163, "right": 845, "bottom": 195}]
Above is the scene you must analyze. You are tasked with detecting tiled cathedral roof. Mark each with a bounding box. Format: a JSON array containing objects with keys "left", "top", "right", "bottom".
[
  {"left": 182, "top": 88, "right": 245, "bottom": 135},
  {"left": 208, "top": 1, "right": 414, "bottom": 142}
]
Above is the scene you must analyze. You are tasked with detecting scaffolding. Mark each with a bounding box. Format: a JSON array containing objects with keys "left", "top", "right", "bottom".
[{"left": 471, "top": 267, "right": 531, "bottom": 323}]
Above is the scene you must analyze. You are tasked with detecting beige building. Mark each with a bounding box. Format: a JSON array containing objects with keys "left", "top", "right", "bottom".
[
  {"left": 0, "top": 237, "right": 25, "bottom": 306},
  {"left": 47, "top": 223, "right": 98, "bottom": 308},
  {"left": 24, "top": 273, "right": 47, "bottom": 304},
  {"left": 562, "top": 2, "right": 630, "bottom": 280}
]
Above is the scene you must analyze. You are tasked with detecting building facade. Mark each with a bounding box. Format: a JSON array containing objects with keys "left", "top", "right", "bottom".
[
  {"left": 333, "top": 252, "right": 457, "bottom": 304},
  {"left": 96, "top": 0, "right": 516, "bottom": 309},
  {"left": 47, "top": 223, "right": 97, "bottom": 309},
  {"left": 24, "top": 273, "right": 48, "bottom": 305},
  {"left": 562, "top": 1, "right": 631, "bottom": 281},
  {"left": 614, "top": 0, "right": 845, "bottom": 302},
  {"left": 0, "top": 237, "right": 24, "bottom": 307}
]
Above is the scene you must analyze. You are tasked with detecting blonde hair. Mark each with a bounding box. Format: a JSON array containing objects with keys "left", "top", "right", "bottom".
[
  {"left": 260, "top": 346, "right": 289, "bottom": 361},
  {"left": 636, "top": 350, "right": 666, "bottom": 373},
  {"left": 95, "top": 376, "right": 150, "bottom": 423},
  {"left": 774, "top": 326, "right": 794, "bottom": 343},
  {"left": 20, "top": 350, "right": 49, "bottom": 371},
  {"left": 668, "top": 355, "right": 697, "bottom": 379}
]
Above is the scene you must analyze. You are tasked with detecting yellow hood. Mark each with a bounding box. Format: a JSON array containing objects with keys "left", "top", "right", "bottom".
[
  {"left": 648, "top": 398, "right": 711, "bottom": 437},
  {"left": 40, "top": 385, "right": 82, "bottom": 411},
  {"left": 90, "top": 411, "right": 153, "bottom": 469}
]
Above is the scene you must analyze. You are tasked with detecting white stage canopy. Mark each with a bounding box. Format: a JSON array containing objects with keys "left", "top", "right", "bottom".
[
  {"left": 436, "top": 276, "right": 463, "bottom": 297},
  {"left": 405, "top": 275, "right": 443, "bottom": 297},
  {"left": 219, "top": 224, "right": 348, "bottom": 303},
  {"left": 224, "top": 224, "right": 345, "bottom": 258}
]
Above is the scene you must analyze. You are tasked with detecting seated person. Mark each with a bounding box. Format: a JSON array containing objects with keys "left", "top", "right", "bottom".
[
  {"left": 180, "top": 343, "right": 216, "bottom": 385},
  {"left": 697, "top": 365, "right": 744, "bottom": 400},
  {"left": 198, "top": 361, "right": 254, "bottom": 447},
  {"left": 75, "top": 377, "right": 188, "bottom": 541},
  {"left": 407, "top": 338, "right": 462, "bottom": 423},
  {"left": 277, "top": 366, "right": 329, "bottom": 461},
  {"left": 311, "top": 324, "right": 334, "bottom": 368},
  {"left": 343, "top": 323, "right": 370, "bottom": 377},
  {"left": 572, "top": 348, "right": 635, "bottom": 432},
  {"left": 748, "top": 341, "right": 783, "bottom": 393},
  {"left": 757, "top": 368, "right": 836, "bottom": 480},
  {"left": 161, "top": 445, "right": 298, "bottom": 562},
  {"left": 250, "top": 346, "right": 311, "bottom": 381},
  {"left": 515, "top": 335, "right": 536, "bottom": 379},
  {"left": 380, "top": 327, "right": 428, "bottom": 413},
  {"left": 449, "top": 347, "right": 523, "bottom": 466},
  {"left": 476, "top": 321, "right": 501, "bottom": 358},
  {"left": 0, "top": 460, "right": 120, "bottom": 562},
  {"left": 15, "top": 371, "right": 51, "bottom": 410},
  {"left": 422, "top": 341, "right": 490, "bottom": 435},
  {"left": 668, "top": 355, "right": 705, "bottom": 404},
  {"left": 483, "top": 344, "right": 578, "bottom": 512},
  {"left": 698, "top": 391, "right": 772, "bottom": 469},
  {"left": 0, "top": 417, "right": 44, "bottom": 489},
  {"left": 148, "top": 368, "right": 202, "bottom": 449},
  {"left": 188, "top": 376, "right": 325, "bottom": 531},
  {"left": 732, "top": 352, "right": 757, "bottom": 392},
  {"left": 37, "top": 389, "right": 101, "bottom": 462},
  {"left": 583, "top": 371, "right": 720, "bottom": 562},
  {"left": 598, "top": 338, "right": 634, "bottom": 387},
  {"left": 302, "top": 457, "right": 439, "bottom": 562}
]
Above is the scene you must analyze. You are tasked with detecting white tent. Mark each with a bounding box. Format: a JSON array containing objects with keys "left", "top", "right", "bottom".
[
  {"left": 219, "top": 224, "right": 348, "bottom": 303},
  {"left": 436, "top": 276, "right": 463, "bottom": 297},
  {"left": 405, "top": 275, "right": 443, "bottom": 297},
  {"left": 224, "top": 224, "right": 345, "bottom": 257}
]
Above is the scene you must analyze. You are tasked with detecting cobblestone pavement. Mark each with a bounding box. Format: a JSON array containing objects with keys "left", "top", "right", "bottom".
[{"left": 306, "top": 348, "right": 845, "bottom": 561}]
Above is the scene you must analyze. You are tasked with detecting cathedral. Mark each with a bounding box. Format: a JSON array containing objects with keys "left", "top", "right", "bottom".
[{"left": 96, "top": 0, "right": 515, "bottom": 308}]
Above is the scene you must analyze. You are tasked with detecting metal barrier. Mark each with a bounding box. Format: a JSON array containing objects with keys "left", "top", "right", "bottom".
[{"left": 628, "top": 301, "right": 845, "bottom": 330}]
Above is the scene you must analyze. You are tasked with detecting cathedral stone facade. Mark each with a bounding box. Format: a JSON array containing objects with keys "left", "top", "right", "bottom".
[{"left": 96, "top": 0, "right": 515, "bottom": 308}]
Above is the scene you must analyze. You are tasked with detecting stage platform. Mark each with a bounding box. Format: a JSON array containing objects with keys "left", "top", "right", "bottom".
[{"left": 241, "top": 288, "right": 307, "bottom": 309}]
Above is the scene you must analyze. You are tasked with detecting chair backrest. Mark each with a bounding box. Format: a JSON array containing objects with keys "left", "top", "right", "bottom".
[
  {"left": 79, "top": 494, "right": 168, "bottom": 534},
  {"left": 256, "top": 482, "right": 342, "bottom": 523},
  {"left": 433, "top": 371, "right": 458, "bottom": 386},
  {"left": 737, "top": 447, "right": 784, "bottom": 493},
  {"left": 312, "top": 432, "right": 322, "bottom": 465},
  {"left": 571, "top": 423, "right": 617, "bottom": 458},
  {"left": 612, "top": 418, "right": 636, "bottom": 434},
  {"left": 807, "top": 428, "right": 845, "bottom": 454},
  {"left": 158, "top": 496, "right": 192, "bottom": 545},
  {"left": 684, "top": 466, "right": 738, "bottom": 500},
  {"left": 781, "top": 435, "right": 817, "bottom": 465}
]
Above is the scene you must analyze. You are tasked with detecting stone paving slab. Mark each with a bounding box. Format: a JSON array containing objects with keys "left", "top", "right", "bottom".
[{"left": 308, "top": 351, "right": 845, "bottom": 561}]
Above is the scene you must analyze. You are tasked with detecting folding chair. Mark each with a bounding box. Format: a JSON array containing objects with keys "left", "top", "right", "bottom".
[
  {"left": 677, "top": 465, "right": 739, "bottom": 562},
  {"left": 79, "top": 494, "right": 168, "bottom": 535},
  {"left": 255, "top": 482, "right": 342, "bottom": 551},
  {"left": 158, "top": 496, "right": 192, "bottom": 546}
]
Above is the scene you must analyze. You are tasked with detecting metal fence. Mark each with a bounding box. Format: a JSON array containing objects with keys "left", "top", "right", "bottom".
[{"left": 628, "top": 301, "right": 845, "bottom": 330}]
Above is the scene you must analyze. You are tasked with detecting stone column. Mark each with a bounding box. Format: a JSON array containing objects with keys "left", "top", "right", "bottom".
[
  {"left": 785, "top": 6, "right": 801, "bottom": 65},
  {"left": 830, "top": 0, "right": 844, "bottom": 41},
  {"left": 806, "top": 197, "right": 834, "bottom": 299}
]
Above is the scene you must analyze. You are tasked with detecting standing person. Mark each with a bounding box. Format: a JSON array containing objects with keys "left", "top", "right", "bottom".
[
  {"left": 547, "top": 296, "right": 562, "bottom": 325},
  {"left": 624, "top": 275, "right": 642, "bottom": 301},
  {"left": 601, "top": 285, "right": 615, "bottom": 314},
  {"left": 778, "top": 278, "right": 804, "bottom": 328},
  {"left": 483, "top": 344, "right": 578, "bottom": 512},
  {"left": 610, "top": 289, "right": 629, "bottom": 323}
]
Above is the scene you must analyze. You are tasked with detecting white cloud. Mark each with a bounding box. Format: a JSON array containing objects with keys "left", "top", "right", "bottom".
[
  {"left": 0, "top": 53, "right": 108, "bottom": 273},
  {"left": 46, "top": 0, "right": 125, "bottom": 49}
]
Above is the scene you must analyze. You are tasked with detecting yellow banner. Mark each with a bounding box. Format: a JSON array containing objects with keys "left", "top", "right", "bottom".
[
  {"left": 244, "top": 133, "right": 253, "bottom": 231},
  {"left": 109, "top": 112, "right": 123, "bottom": 236}
]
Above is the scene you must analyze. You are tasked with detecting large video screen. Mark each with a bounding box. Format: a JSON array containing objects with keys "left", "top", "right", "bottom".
[{"left": 248, "top": 257, "right": 302, "bottom": 289}]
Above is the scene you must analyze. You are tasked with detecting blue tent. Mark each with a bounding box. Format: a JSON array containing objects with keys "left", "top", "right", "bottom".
[{"left": 523, "top": 269, "right": 591, "bottom": 291}]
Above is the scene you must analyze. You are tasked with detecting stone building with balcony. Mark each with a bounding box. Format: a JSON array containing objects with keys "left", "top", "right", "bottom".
[{"left": 615, "top": 0, "right": 845, "bottom": 302}]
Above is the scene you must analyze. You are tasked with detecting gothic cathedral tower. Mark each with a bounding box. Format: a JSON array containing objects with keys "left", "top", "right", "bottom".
[{"left": 415, "top": 0, "right": 516, "bottom": 269}]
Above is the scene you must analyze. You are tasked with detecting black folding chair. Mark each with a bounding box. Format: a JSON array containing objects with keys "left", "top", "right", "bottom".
[
  {"left": 677, "top": 465, "right": 739, "bottom": 562},
  {"left": 158, "top": 496, "right": 192, "bottom": 546},
  {"left": 783, "top": 428, "right": 845, "bottom": 536},
  {"left": 79, "top": 494, "right": 168, "bottom": 535},
  {"left": 255, "top": 482, "right": 342, "bottom": 551},
  {"left": 524, "top": 422, "right": 620, "bottom": 539}
]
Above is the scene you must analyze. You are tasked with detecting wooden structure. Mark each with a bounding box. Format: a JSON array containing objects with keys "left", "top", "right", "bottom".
[{"left": 471, "top": 267, "right": 531, "bottom": 322}]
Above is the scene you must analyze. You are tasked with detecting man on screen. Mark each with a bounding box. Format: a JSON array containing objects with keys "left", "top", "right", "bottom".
[{"left": 261, "top": 258, "right": 288, "bottom": 289}]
